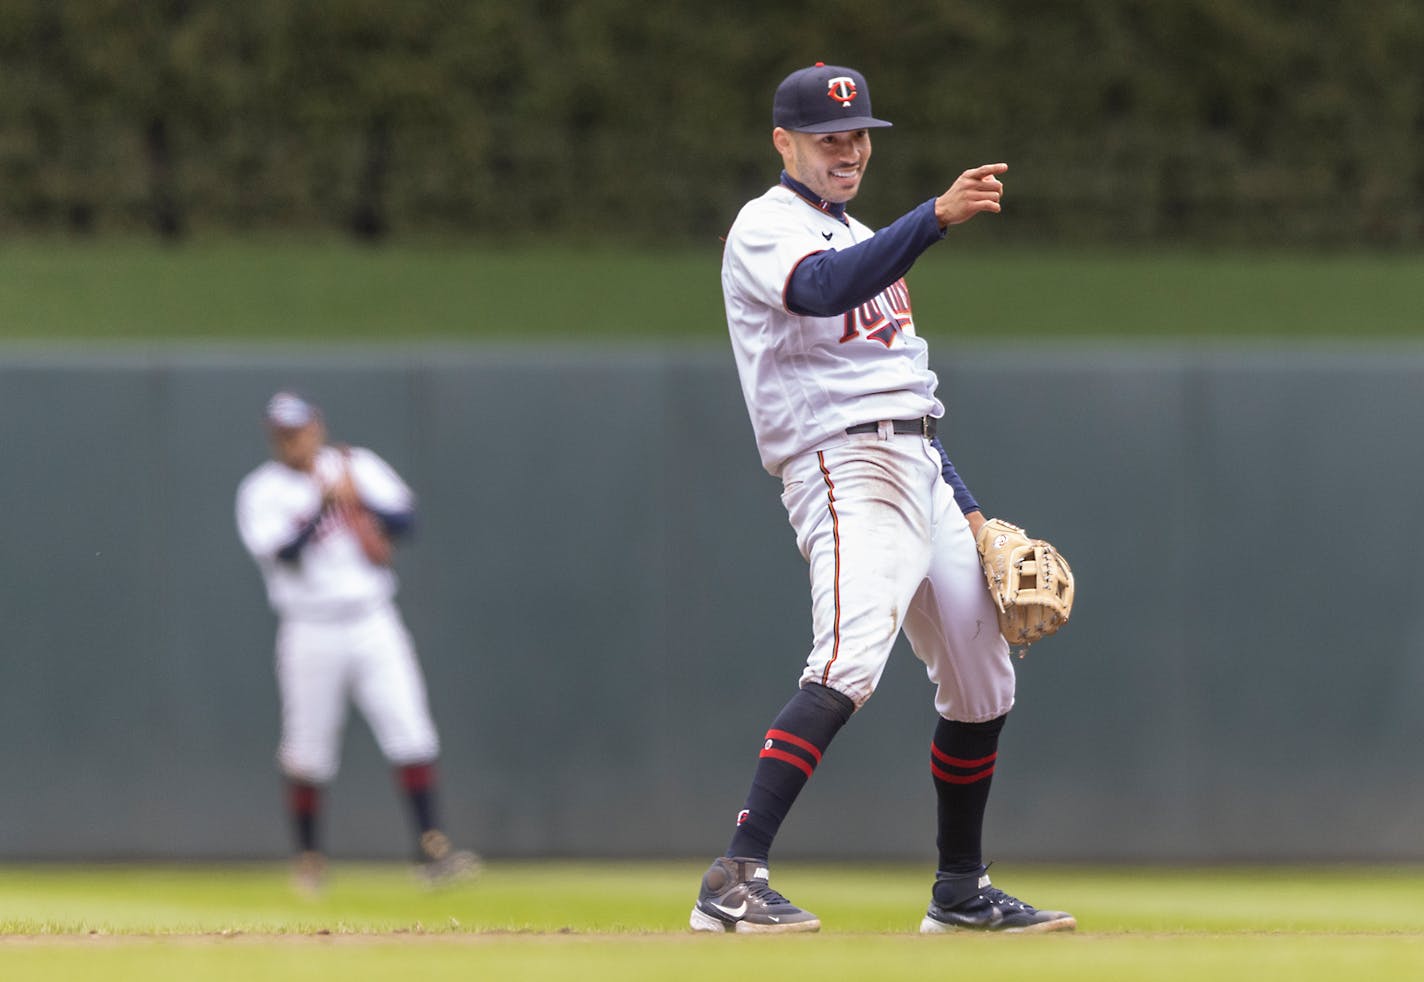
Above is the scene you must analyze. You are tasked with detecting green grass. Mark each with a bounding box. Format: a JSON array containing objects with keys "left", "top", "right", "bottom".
[
  {"left": 0, "top": 239, "right": 1419, "bottom": 342},
  {"left": 2, "top": 862, "right": 1423, "bottom": 981}
]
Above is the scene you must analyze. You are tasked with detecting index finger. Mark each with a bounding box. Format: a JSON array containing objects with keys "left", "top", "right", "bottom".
[{"left": 968, "top": 162, "right": 1008, "bottom": 179}]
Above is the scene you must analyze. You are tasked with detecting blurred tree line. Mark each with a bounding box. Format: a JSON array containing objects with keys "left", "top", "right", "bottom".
[{"left": 0, "top": 0, "right": 1420, "bottom": 246}]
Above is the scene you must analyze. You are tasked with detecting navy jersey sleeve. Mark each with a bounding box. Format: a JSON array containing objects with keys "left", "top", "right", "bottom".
[
  {"left": 930, "top": 436, "right": 980, "bottom": 516},
  {"left": 785, "top": 199, "right": 945, "bottom": 317}
]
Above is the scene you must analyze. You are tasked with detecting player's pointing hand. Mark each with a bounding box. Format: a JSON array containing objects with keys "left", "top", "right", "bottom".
[{"left": 934, "top": 162, "right": 1008, "bottom": 229}]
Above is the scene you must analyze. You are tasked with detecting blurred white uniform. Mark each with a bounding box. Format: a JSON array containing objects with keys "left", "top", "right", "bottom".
[{"left": 236, "top": 445, "right": 439, "bottom": 782}]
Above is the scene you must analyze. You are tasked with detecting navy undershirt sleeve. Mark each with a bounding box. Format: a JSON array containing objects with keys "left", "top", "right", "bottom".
[
  {"left": 276, "top": 505, "right": 414, "bottom": 563},
  {"left": 276, "top": 510, "right": 324, "bottom": 563},
  {"left": 930, "top": 436, "right": 980, "bottom": 516},
  {"left": 785, "top": 199, "right": 945, "bottom": 317},
  {"left": 370, "top": 507, "right": 415, "bottom": 540}
]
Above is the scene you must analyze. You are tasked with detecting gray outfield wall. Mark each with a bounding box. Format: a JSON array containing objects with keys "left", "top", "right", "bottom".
[{"left": 2, "top": 343, "right": 1422, "bottom": 864}]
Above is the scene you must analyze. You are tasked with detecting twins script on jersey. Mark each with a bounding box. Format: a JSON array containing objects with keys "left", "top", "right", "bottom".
[
  {"left": 722, "top": 183, "right": 944, "bottom": 476},
  {"left": 236, "top": 445, "right": 412, "bottom": 619}
]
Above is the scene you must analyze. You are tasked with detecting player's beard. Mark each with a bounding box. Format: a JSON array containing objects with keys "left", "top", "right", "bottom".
[{"left": 791, "top": 147, "right": 867, "bottom": 204}]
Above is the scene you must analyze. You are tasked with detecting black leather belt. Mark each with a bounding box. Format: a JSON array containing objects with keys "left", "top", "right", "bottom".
[{"left": 845, "top": 417, "right": 936, "bottom": 438}]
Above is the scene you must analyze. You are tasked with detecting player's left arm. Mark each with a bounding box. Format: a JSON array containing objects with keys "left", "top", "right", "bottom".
[{"left": 930, "top": 435, "right": 984, "bottom": 535}]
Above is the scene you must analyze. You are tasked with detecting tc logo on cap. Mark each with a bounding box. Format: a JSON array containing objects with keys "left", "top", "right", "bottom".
[
  {"left": 772, "top": 63, "right": 892, "bottom": 132},
  {"left": 826, "top": 76, "right": 858, "bottom": 107}
]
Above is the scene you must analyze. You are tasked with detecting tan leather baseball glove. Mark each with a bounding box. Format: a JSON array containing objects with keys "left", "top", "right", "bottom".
[{"left": 974, "top": 518, "right": 1075, "bottom": 648}]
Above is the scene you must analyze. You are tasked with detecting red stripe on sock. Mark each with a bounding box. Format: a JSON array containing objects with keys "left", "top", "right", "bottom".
[
  {"left": 931, "top": 744, "right": 998, "bottom": 769},
  {"left": 759, "top": 746, "right": 815, "bottom": 778},
  {"left": 931, "top": 760, "right": 996, "bottom": 785},
  {"left": 288, "top": 782, "right": 319, "bottom": 814},
  {"left": 398, "top": 763, "right": 436, "bottom": 792},
  {"left": 766, "top": 728, "right": 823, "bottom": 764}
]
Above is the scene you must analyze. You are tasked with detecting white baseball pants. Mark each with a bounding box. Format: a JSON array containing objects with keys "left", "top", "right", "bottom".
[
  {"left": 780, "top": 427, "right": 1015, "bottom": 721},
  {"left": 274, "top": 603, "right": 440, "bottom": 783}
]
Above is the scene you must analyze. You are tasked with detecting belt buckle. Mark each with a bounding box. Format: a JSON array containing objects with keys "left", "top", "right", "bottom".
[{"left": 919, "top": 416, "right": 930, "bottom": 438}]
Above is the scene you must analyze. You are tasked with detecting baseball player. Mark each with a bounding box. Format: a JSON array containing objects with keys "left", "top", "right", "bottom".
[
  {"left": 235, "top": 392, "right": 477, "bottom": 893},
  {"left": 689, "top": 64, "right": 1075, "bottom": 934}
]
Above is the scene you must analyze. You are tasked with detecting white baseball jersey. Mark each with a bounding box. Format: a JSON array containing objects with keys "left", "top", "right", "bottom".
[
  {"left": 722, "top": 183, "right": 944, "bottom": 476},
  {"left": 236, "top": 445, "right": 413, "bottom": 620}
]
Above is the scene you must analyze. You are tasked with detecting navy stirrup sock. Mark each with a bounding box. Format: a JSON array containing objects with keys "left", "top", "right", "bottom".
[
  {"left": 726, "top": 683, "right": 856, "bottom": 862},
  {"left": 287, "top": 780, "right": 321, "bottom": 853},
  {"left": 931, "top": 714, "right": 1006, "bottom": 880},
  {"left": 397, "top": 762, "right": 440, "bottom": 836}
]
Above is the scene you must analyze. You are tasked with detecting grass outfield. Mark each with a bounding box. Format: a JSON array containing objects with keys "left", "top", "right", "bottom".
[
  {"left": 2, "top": 862, "right": 1422, "bottom": 981},
  {"left": 0, "top": 239, "right": 1419, "bottom": 342}
]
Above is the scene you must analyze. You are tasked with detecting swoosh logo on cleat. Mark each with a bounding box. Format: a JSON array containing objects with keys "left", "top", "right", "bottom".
[{"left": 712, "top": 901, "right": 748, "bottom": 918}]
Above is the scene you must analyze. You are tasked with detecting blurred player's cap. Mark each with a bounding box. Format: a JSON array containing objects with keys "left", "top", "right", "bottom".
[
  {"left": 265, "top": 391, "right": 320, "bottom": 429},
  {"left": 773, "top": 63, "right": 893, "bottom": 134}
]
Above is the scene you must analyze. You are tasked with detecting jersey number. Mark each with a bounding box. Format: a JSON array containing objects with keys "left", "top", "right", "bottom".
[{"left": 839, "top": 279, "right": 913, "bottom": 347}]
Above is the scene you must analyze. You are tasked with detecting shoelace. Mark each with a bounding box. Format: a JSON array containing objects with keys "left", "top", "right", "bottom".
[
  {"left": 979, "top": 886, "right": 1034, "bottom": 912},
  {"left": 746, "top": 880, "right": 794, "bottom": 908}
]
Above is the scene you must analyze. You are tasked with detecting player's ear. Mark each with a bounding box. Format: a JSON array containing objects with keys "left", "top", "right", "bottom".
[{"left": 772, "top": 127, "right": 793, "bottom": 154}]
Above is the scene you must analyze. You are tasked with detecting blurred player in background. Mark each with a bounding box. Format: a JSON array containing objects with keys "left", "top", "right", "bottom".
[{"left": 236, "top": 391, "right": 477, "bottom": 895}]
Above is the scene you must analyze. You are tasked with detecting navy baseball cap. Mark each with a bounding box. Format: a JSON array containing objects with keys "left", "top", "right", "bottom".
[{"left": 773, "top": 63, "right": 893, "bottom": 133}]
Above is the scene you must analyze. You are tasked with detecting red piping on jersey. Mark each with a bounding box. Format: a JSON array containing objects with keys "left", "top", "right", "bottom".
[
  {"left": 765, "top": 728, "right": 824, "bottom": 764},
  {"left": 816, "top": 452, "right": 842, "bottom": 687},
  {"left": 780, "top": 173, "right": 851, "bottom": 223},
  {"left": 781, "top": 249, "right": 829, "bottom": 312},
  {"left": 784, "top": 184, "right": 839, "bottom": 215},
  {"left": 759, "top": 746, "right": 815, "bottom": 778}
]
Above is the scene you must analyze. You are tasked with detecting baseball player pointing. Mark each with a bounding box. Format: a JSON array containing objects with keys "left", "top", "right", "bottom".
[
  {"left": 690, "top": 63, "right": 1074, "bottom": 934},
  {"left": 236, "top": 392, "right": 476, "bottom": 893}
]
